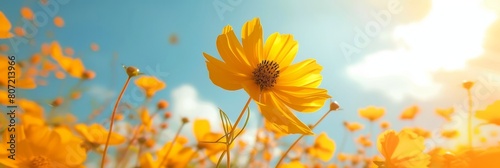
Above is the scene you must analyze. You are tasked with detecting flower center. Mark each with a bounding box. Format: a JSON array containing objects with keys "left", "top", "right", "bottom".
[
  {"left": 30, "top": 156, "right": 51, "bottom": 168},
  {"left": 252, "top": 60, "right": 280, "bottom": 90}
]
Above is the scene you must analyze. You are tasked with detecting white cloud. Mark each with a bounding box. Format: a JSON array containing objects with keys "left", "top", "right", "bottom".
[
  {"left": 347, "top": 0, "right": 497, "bottom": 101},
  {"left": 156, "top": 84, "right": 258, "bottom": 151},
  {"left": 87, "top": 85, "right": 116, "bottom": 101}
]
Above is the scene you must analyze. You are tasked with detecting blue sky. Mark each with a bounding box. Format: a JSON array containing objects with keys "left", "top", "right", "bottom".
[{"left": 2, "top": 0, "right": 500, "bottom": 165}]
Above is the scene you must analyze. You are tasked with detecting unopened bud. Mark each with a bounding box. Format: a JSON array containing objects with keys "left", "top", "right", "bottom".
[
  {"left": 51, "top": 97, "right": 63, "bottom": 107},
  {"left": 81, "top": 70, "right": 96, "bottom": 80},
  {"left": 181, "top": 117, "right": 189, "bottom": 124},
  {"left": 329, "top": 101, "right": 340, "bottom": 111},
  {"left": 125, "top": 66, "right": 140, "bottom": 77},
  {"left": 157, "top": 100, "right": 169, "bottom": 110},
  {"left": 462, "top": 80, "right": 474, "bottom": 90}
]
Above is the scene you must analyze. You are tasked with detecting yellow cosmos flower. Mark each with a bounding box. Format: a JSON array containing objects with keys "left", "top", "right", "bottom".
[
  {"left": 359, "top": 106, "right": 385, "bottom": 122},
  {"left": 50, "top": 41, "right": 86, "bottom": 78},
  {"left": 0, "top": 125, "right": 86, "bottom": 168},
  {"left": 400, "top": 105, "right": 420, "bottom": 120},
  {"left": 403, "top": 127, "right": 431, "bottom": 139},
  {"left": 193, "top": 119, "right": 235, "bottom": 163},
  {"left": 376, "top": 129, "right": 430, "bottom": 168},
  {"left": 306, "top": 132, "right": 336, "bottom": 162},
  {"left": 476, "top": 100, "right": 500, "bottom": 125},
  {"left": 436, "top": 108, "right": 454, "bottom": 121},
  {"left": 203, "top": 18, "right": 330, "bottom": 135},
  {"left": 75, "top": 123, "right": 125, "bottom": 146},
  {"left": 135, "top": 76, "right": 166, "bottom": 98}
]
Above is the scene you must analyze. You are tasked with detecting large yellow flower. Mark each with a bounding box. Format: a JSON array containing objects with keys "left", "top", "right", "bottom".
[
  {"left": 203, "top": 18, "right": 330, "bottom": 135},
  {"left": 377, "top": 129, "right": 430, "bottom": 168},
  {"left": 476, "top": 100, "right": 500, "bottom": 125},
  {"left": 359, "top": 106, "right": 385, "bottom": 122},
  {"left": 0, "top": 125, "right": 86, "bottom": 168}
]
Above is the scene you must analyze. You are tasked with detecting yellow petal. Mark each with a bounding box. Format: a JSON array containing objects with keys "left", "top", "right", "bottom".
[
  {"left": 242, "top": 79, "right": 261, "bottom": 102},
  {"left": 204, "top": 52, "right": 246, "bottom": 90},
  {"left": 193, "top": 119, "right": 211, "bottom": 142},
  {"left": 241, "top": 18, "right": 263, "bottom": 67},
  {"left": 0, "top": 11, "right": 13, "bottom": 39},
  {"left": 264, "top": 33, "right": 298, "bottom": 70},
  {"left": 314, "top": 132, "right": 336, "bottom": 162},
  {"left": 273, "top": 86, "right": 330, "bottom": 112},
  {"left": 217, "top": 25, "right": 252, "bottom": 73},
  {"left": 278, "top": 59, "right": 323, "bottom": 88},
  {"left": 257, "top": 92, "right": 313, "bottom": 135}
]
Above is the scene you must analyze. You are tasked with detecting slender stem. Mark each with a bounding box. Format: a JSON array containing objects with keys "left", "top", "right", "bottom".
[
  {"left": 335, "top": 130, "right": 348, "bottom": 163},
  {"left": 225, "top": 97, "right": 252, "bottom": 168},
  {"left": 159, "top": 122, "right": 186, "bottom": 167},
  {"left": 136, "top": 144, "right": 142, "bottom": 167},
  {"left": 276, "top": 110, "right": 332, "bottom": 167},
  {"left": 116, "top": 125, "right": 143, "bottom": 168},
  {"left": 101, "top": 77, "right": 131, "bottom": 168},
  {"left": 369, "top": 122, "right": 374, "bottom": 157},
  {"left": 467, "top": 89, "right": 473, "bottom": 149}
]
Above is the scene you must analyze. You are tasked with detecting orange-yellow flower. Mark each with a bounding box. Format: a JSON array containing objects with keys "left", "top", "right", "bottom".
[
  {"left": 357, "top": 135, "right": 372, "bottom": 148},
  {"left": 135, "top": 76, "right": 166, "bottom": 98},
  {"left": 75, "top": 123, "right": 125, "bottom": 146},
  {"left": 476, "top": 100, "right": 500, "bottom": 125},
  {"left": 0, "top": 56, "right": 37, "bottom": 89},
  {"left": 18, "top": 99, "right": 44, "bottom": 119},
  {"left": 380, "top": 121, "right": 390, "bottom": 130},
  {"left": 400, "top": 105, "right": 420, "bottom": 120},
  {"left": 140, "top": 141, "right": 195, "bottom": 168},
  {"left": 278, "top": 159, "right": 306, "bottom": 168},
  {"left": 306, "top": 132, "right": 336, "bottom": 162},
  {"left": 0, "top": 125, "right": 86, "bottom": 168},
  {"left": 436, "top": 107, "right": 454, "bottom": 121},
  {"left": 193, "top": 119, "right": 233, "bottom": 163},
  {"left": 0, "top": 11, "right": 14, "bottom": 39},
  {"left": 441, "top": 130, "right": 459, "bottom": 139},
  {"left": 377, "top": 129, "right": 430, "bottom": 168},
  {"left": 344, "top": 121, "right": 364, "bottom": 132},
  {"left": 20, "top": 7, "right": 34, "bottom": 20},
  {"left": 359, "top": 106, "right": 385, "bottom": 122},
  {"left": 50, "top": 42, "right": 86, "bottom": 78},
  {"left": 203, "top": 18, "right": 330, "bottom": 135},
  {"left": 53, "top": 16, "right": 64, "bottom": 27},
  {"left": 403, "top": 127, "right": 431, "bottom": 139}
]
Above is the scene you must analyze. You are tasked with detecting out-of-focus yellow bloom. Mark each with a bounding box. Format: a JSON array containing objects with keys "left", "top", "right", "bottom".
[
  {"left": 403, "top": 127, "right": 431, "bottom": 139},
  {"left": 377, "top": 129, "right": 430, "bottom": 168},
  {"left": 140, "top": 141, "right": 195, "bottom": 168},
  {"left": 278, "top": 159, "right": 306, "bottom": 168},
  {"left": 436, "top": 108, "right": 454, "bottom": 121},
  {"left": 344, "top": 121, "right": 364, "bottom": 132},
  {"left": 193, "top": 119, "right": 233, "bottom": 163},
  {"left": 380, "top": 121, "right": 390, "bottom": 130},
  {"left": 0, "top": 11, "right": 13, "bottom": 39},
  {"left": 140, "top": 108, "right": 153, "bottom": 132},
  {"left": 0, "top": 56, "right": 37, "bottom": 89},
  {"left": 0, "top": 125, "right": 86, "bottom": 168},
  {"left": 50, "top": 41, "right": 86, "bottom": 78},
  {"left": 441, "top": 130, "right": 459, "bottom": 139},
  {"left": 75, "top": 123, "right": 125, "bottom": 146},
  {"left": 400, "top": 105, "right": 419, "bottom": 120},
  {"left": 306, "top": 132, "right": 336, "bottom": 162},
  {"left": 476, "top": 100, "right": 500, "bottom": 125},
  {"left": 337, "top": 153, "right": 348, "bottom": 162},
  {"left": 357, "top": 135, "right": 373, "bottom": 148},
  {"left": 359, "top": 106, "right": 385, "bottom": 122},
  {"left": 135, "top": 76, "right": 166, "bottom": 98},
  {"left": 203, "top": 18, "right": 330, "bottom": 135},
  {"left": 18, "top": 99, "right": 44, "bottom": 119}
]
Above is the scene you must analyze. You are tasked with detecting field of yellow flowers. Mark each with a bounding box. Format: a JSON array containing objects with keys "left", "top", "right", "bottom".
[{"left": 1, "top": 2, "right": 500, "bottom": 168}]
